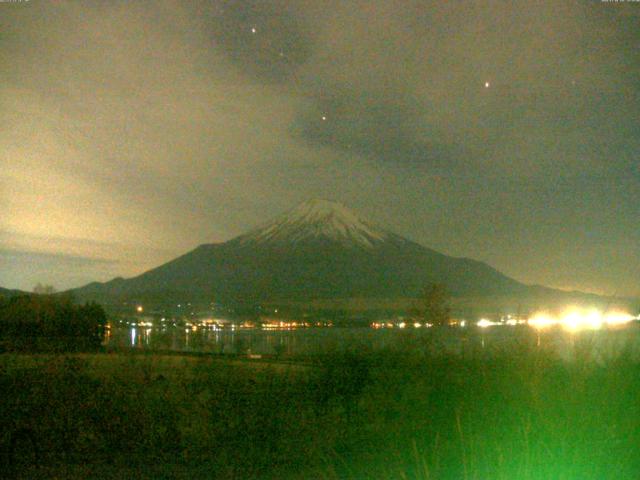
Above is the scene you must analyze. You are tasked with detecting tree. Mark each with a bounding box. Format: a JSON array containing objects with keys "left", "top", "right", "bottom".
[
  {"left": 0, "top": 295, "right": 107, "bottom": 352},
  {"left": 422, "top": 283, "right": 451, "bottom": 326},
  {"left": 33, "top": 283, "right": 56, "bottom": 295}
]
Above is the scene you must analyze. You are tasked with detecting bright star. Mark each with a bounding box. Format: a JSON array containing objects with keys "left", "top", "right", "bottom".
[
  {"left": 321, "top": 115, "right": 327, "bottom": 121},
  {"left": 251, "top": 27, "right": 256, "bottom": 34},
  {"left": 484, "top": 81, "right": 490, "bottom": 88}
]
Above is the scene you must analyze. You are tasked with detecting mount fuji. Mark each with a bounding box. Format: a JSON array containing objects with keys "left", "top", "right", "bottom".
[{"left": 73, "top": 199, "right": 535, "bottom": 305}]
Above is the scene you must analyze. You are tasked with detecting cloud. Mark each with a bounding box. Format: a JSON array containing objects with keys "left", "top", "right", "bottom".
[
  {"left": 0, "top": 249, "right": 118, "bottom": 267},
  {"left": 0, "top": 248, "right": 121, "bottom": 292},
  {"left": 291, "top": 88, "right": 464, "bottom": 172},
  {"left": 1, "top": 0, "right": 638, "bottom": 296},
  {"left": 203, "top": 0, "right": 314, "bottom": 82}
]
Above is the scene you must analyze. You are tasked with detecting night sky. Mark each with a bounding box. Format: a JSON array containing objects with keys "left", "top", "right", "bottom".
[{"left": 1, "top": 1, "right": 638, "bottom": 297}]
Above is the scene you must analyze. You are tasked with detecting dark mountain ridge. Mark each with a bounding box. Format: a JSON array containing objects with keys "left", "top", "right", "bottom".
[
  {"left": 0, "top": 287, "right": 27, "bottom": 298},
  {"left": 70, "top": 199, "right": 612, "bottom": 309}
]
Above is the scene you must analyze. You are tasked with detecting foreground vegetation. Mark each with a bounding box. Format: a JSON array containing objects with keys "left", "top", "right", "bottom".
[
  {"left": 2, "top": 336, "right": 640, "bottom": 479},
  {"left": 0, "top": 295, "right": 106, "bottom": 352}
]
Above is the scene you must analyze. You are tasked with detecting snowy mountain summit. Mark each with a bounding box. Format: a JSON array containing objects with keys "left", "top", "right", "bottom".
[
  {"left": 236, "top": 199, "right": 389, "bottom": 248},
  {"left": 72, "top": 198, "right": 532, "bottom": 303}
]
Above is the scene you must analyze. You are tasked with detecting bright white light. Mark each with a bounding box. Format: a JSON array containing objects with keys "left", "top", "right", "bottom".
[
  {"left": 477, "top": 319, "right": 499, "bottom": 328},
  {"left": 584, "top": 309, "right": 603, "bottom": 330},
  {"left": 321, "top": 115, "right": 327, "bottom": 121},
  {"left": 528, "top": 313, "right": 557, "bottom": 330},
  {"left": 251, "top": 27, "right": 256, "bottom": 34},
  {"left": 413, "top": 322, "right": 422, "bottom": 328},
  {"left": 460, "top": 320, "right": 466, "bottom": 327},
  {"left": 561, "top": 308, "right": 605, "bottom": 331},
  {"left": 506, "top": 319, "right": 518, "bottom": 326},
  {"left": 528, "top": 308, "right": 636, "bottom": 332},
  {"left": 484, "top": 81, "right": 490, "bottom": 88},
  {"left": 398, "top": 322, "right": 406, "bottom": 329},
  {"left": 477, "top": 319, "right": 490, "bottom": 328},
  {"left": 604, "top": 311, "right": 636, "bottom": 326},
  {"left": 561, "top": 310, "right": 583, "bottom": 331}
]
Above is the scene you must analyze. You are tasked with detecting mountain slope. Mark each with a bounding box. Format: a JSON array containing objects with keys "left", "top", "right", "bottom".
[
  {"left": 73, "top": 199, "right": 532, "bottom": 304},
  {"left": 0, "top": 287, "right": 27, "bottom": 298}
]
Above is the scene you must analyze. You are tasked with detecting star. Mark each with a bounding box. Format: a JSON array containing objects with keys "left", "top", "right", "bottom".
[
  {"left": 321, "top": 115, "right": 327, "bottom": 121},
  {"left": 251, "top": 27, "right": 257, "bottom": 34},
  {"left": 484, "top": 81, "right": 490, "bottom": 88}
]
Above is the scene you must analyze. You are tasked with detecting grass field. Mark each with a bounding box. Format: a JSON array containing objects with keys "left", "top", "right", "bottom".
[{"left": 2, "top": 340, "right": 640, "bottom": 479}]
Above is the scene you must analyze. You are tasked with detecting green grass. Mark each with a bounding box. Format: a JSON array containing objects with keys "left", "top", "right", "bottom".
[{"left": 2, "top": 341, "right": 640, "bottom": 479}]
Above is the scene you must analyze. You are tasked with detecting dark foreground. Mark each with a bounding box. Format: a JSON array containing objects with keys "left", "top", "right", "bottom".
[{"left": 2, "top": 340, "right": 640, "bottom": 479}]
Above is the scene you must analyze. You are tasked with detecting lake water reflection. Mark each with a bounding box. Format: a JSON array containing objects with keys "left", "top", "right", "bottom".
[{"left": 105, "top": 322, "right": 640, "bottom": 361}]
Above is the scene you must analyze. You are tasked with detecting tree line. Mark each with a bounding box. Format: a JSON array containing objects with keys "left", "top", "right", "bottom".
[{"left": 0, "top": 294, "right": 107, "bottom": 352}]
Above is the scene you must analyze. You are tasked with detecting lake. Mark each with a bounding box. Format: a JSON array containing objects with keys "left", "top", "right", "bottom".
[{"left": 104, "top": 322, "right": 640, "bottom": 361}]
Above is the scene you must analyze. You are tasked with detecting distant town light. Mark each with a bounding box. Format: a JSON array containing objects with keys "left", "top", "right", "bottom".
[
  {"left": 605, "top": 311, "right": 637, "bottom": 326},
  {"left": 528, "top": 313, "right": 555, "bottom": 330},
  {"left": 477, "top": 319, "right": 499, "bottom": 328},
  {"left": 527, "top": 308, "right": 636, "bottom": 332}
]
